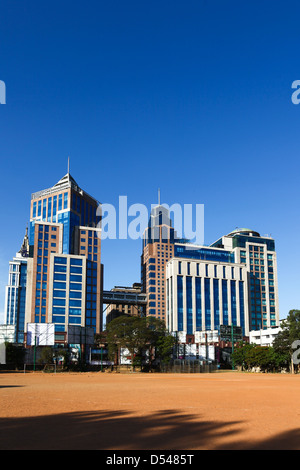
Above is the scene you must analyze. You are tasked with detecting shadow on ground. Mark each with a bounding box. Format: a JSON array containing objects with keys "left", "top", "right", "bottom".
[{"left": 0, "top": 409, "right": 299, "bottom": 450}]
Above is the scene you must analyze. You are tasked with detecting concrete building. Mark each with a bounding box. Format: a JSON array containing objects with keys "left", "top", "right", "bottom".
[
  {"left": 166, "top": 243, "right": 250, "bottom": 336},
  {"left": 3, "top": 229, "right": 29, "bottom": 342},
  {"left": 4, "top": 171, "right": 103, "bottom": 345},
  {"left": 141, "top": 201, "right": 280, "bottom": 340},
  {"left": 249, "top": 326, "right": 282, "bottom": 346},
  {"left": 141, "top": 203, "right": 176, "bottom": 322},
  {"left": 211, "top": 228, "right": 279, "bottom": 331},
  {"left": 105, "top": 283, "right": 143, "bottom": 324}
]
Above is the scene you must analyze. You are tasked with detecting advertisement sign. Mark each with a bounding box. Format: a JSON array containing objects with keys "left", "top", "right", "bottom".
[
  {"left": 195, "top": 330, "right": 219, "bottom": 343},
  {"left": 26, "top": 323, "right": 55, "bottom": 346},
  {"left": 220, "top": 325, "right": 243, "bottom": 342}
]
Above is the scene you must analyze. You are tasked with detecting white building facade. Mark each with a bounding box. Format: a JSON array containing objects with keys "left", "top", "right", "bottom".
[
  {"left": 166, "top": 243, "right": 250, "bottom": 337},
  {"left": 166, "top": 229, "right": 280, "bottom": 339}
]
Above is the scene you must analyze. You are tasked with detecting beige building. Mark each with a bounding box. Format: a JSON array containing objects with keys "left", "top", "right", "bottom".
[
  {"left": 24, "top": 172, "right": 103, "bottom": 343},
  {"left": 105, "top": 283, "right": 143, "bottom": 324},
  {"left": 141, "top": 204, "right": 176, "bottom": 322}
]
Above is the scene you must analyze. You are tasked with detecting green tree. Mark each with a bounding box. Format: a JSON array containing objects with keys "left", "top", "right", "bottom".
[
  {"left": 233, "top": 341, "right": 291, "bottom": 373},
  {"left": 232, "top": 342, "right": 255, "bottom": 370},
  {"left": 105, "top": 315, "right": 172, "bottom": 371},
  {"left": 39, "top": 347, "right": 54, "bottom": 364},
  {"left": 155, "top": 333, "right": 177, "bottom": 365},
  {"left": 273, "top": 309, "right": 300, "bottom": 373}
]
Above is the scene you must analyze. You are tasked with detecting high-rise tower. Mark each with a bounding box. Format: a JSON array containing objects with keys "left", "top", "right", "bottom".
[
  {"left": 4, "top": 229, "right": 29, "bottom": 342},
  {"left": 141, "top": 202, "right": 176, "bottom": 322},
  {"left": 5, "top": 171, "right": 104, "bottom": 343},
  {"left": 211, "top": 228, "right": 279, "bottom": 330}
]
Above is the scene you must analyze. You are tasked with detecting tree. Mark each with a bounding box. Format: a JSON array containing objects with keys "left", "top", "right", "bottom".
[
  {"left": 273, "top": 309, "right": 300, "bottom": 373},
  {"left": 105, "top": 315, "right": 173, "bottom": 371},
  {"left": 232, "top": 342, "right": 255, "bottom": 370},
  {"left": 232, "top": 342, "right": 288, "bottom": 372},
  {"left": 155, "top": 333, "right": 177, "bottom": 365}
]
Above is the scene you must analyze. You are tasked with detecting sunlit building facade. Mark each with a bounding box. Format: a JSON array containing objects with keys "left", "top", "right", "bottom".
[
  {"left": 142, "top": 202, "right": 279, "bottom": 338},
  {"left": 4, "top": 172, "right": 103, "bottom": 344}
]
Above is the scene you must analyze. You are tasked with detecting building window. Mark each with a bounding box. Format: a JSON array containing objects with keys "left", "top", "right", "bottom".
[
  {"left": 222, "top": 280, "right": 228, "bottom": 325},
  {"left": 213, "top": 279, "right": 219, "bottom": 328},
  {"left": 195, "top": 277, "right": 202, "bottom": 331},
  {"left": 177, "top": 276, "right": 183, "bottom": 331},
  {"left": 186, "top": 276, "right": 193, "bottom": 335},
  {"left": 204, "top": 278, "right": 211, "bottom": 330},
  {"left": 231, "top": 280, "right": 237, "bottom": 325}
]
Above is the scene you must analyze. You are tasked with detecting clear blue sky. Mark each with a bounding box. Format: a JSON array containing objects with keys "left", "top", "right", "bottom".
[{"left": 0, "top": 0, "right": 299, "bottom": 322}]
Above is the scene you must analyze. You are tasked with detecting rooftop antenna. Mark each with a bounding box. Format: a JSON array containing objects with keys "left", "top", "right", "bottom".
[
  {"left": 67, "top": 156, "right": 70, "bottom": 174},
  {"left": 158, "top": 188, "right": 161, "bottom": 205}
]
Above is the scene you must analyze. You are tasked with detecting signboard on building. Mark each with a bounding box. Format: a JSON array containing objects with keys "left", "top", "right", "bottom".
[
  {"left": 184, "top": 343, "right": 197, "bottom": 360},
  {"left": 26, "top": 323, "right": 55, "bottom": 346},
  {"left": 195, "top": 330, "right": 219, "bottom": 343},
  {"left": 67, "top": 326, "right": 94, "bottom": 345},
  {"left": 0, "top": 343, "right": 6, "bottom": 364},
  {"left": 120, "top": 348, "right": 132, "bottom": 365},
  {"left": 0, "top": 325, "right": 16, "bottom": 344},
  {"left": 199, "top": 344, "right": 215, "bottom": 361},
  {"left": 220, "top": 325, "right": 243, "bottom": 342},
  {"left": 177, "top": 332, "right": 187, "bottom": 344}
]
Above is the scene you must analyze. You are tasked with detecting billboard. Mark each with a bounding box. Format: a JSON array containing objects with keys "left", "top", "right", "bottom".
[
  {"left": 194, "top": 330, "right": 219, "bottom": 343},
  {"left": 67, "top": 325, "right": 94, "bottom": 345},
  {"left": 220, "top": 325, "right": 243, "bottom": 342},
  {"left": 0, "top": 325, "right": 16, "bottom": 344},
  {"left": 27, "top": 323, "right": 55, "bottom": 346},
  {"left": 0, "top": 343, "right": 6, "bottom": 364},
  {"left": 199, "top": 344, "right": 215, "bottom": 361},
  {"left": 177, "top": 332, "right": 187, "bottom": 343}
]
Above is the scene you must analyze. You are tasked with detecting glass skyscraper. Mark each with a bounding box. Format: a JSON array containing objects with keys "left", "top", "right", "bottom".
[
  {"left": 4, "top": 228, "right": 29, "bottom": 343},
  {"left": 142, "top": 204, "right": 279, "bottom": 337},
  {"left": 141, "top": 203, "right": 176, "bottom": 322},
  {"left": 4, "top": 171, "right": 103, "bottom": 345}
]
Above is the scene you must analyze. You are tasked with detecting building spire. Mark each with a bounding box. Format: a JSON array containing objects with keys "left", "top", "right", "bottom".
[
  {"left": 18, "top": 225, "right": 29, "bottom": 257},
  {"left": 158, "top": 188, "right": 161, "bottom": 205},
  {"left": 68, "top": 156, "right": 70, "bottom": 174}
]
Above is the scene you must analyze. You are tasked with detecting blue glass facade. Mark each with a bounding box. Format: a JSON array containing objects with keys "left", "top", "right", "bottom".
[
  {"left": 230, "top": 280, "right": 237, "bottom": 326},
  {"left": 239, "top": 281, "right": 245, "bottom": 335},
  {"left": 213, "top": 279, "right": 219, "bottom": 329},
  {"left": 186, "top": 276, "right": 193, "bottom": 334},
  {"left": 5, "top": 259, "right": 28, "bottom": 342},
  {"left": 175, "top": 245, "right": 235, "bottom": 263},
  {"left": 222, "top": 280, "right": 228, "bottom": 325},
  {"left": 177, "top": 276, "right": 183, "bottom": 331},
  {"left": 167, "top": 257, "right": 248, "bottom": 337},
  {"left": 86, "top": 260, "right": 97, "bottom": 329},
  {"left": 204, "top": 278, "right": 211, "bottom": 330},
  {"left": 52, "top": 256, "right": 84, "bottom": 332},
  {"left": 195, "top": 277, "right": 202, "bottom": 331}
]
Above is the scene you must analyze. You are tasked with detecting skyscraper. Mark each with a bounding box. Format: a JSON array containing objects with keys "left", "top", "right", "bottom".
[
  {"left": 166, "top": 228, "right": 279, "bottom": 338},
  {"left": 211, "top": 228, "right": 279, "bottom": 330},
  {"left": 141, "top": 203, "right": 176, "bottom": 322},
  {"left": 142, "top": 200, "right": 279, "bottom": 338},
  {"left": 4, "top": 170, "right": 103, "bottom": 345},
  {"left": 166, "top": 243, "right": 249, "bottom": 337},
  {"left": 4, "top": 229, "right": 29, "bottom": 342}
]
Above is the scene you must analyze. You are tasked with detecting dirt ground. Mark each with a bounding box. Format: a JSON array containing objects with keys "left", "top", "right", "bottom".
[{"left": 0, "top": 370, "right": 300, "bottom": 450}]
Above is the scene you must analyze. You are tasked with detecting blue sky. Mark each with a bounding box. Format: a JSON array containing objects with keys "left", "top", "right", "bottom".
[{"left": 0, "top": 0, "right": 299, "bottom": 322}]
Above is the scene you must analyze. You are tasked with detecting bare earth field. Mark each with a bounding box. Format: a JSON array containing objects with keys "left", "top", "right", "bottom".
[{"left": 0, "top": 370, "right": 300, "bottom": 450}]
